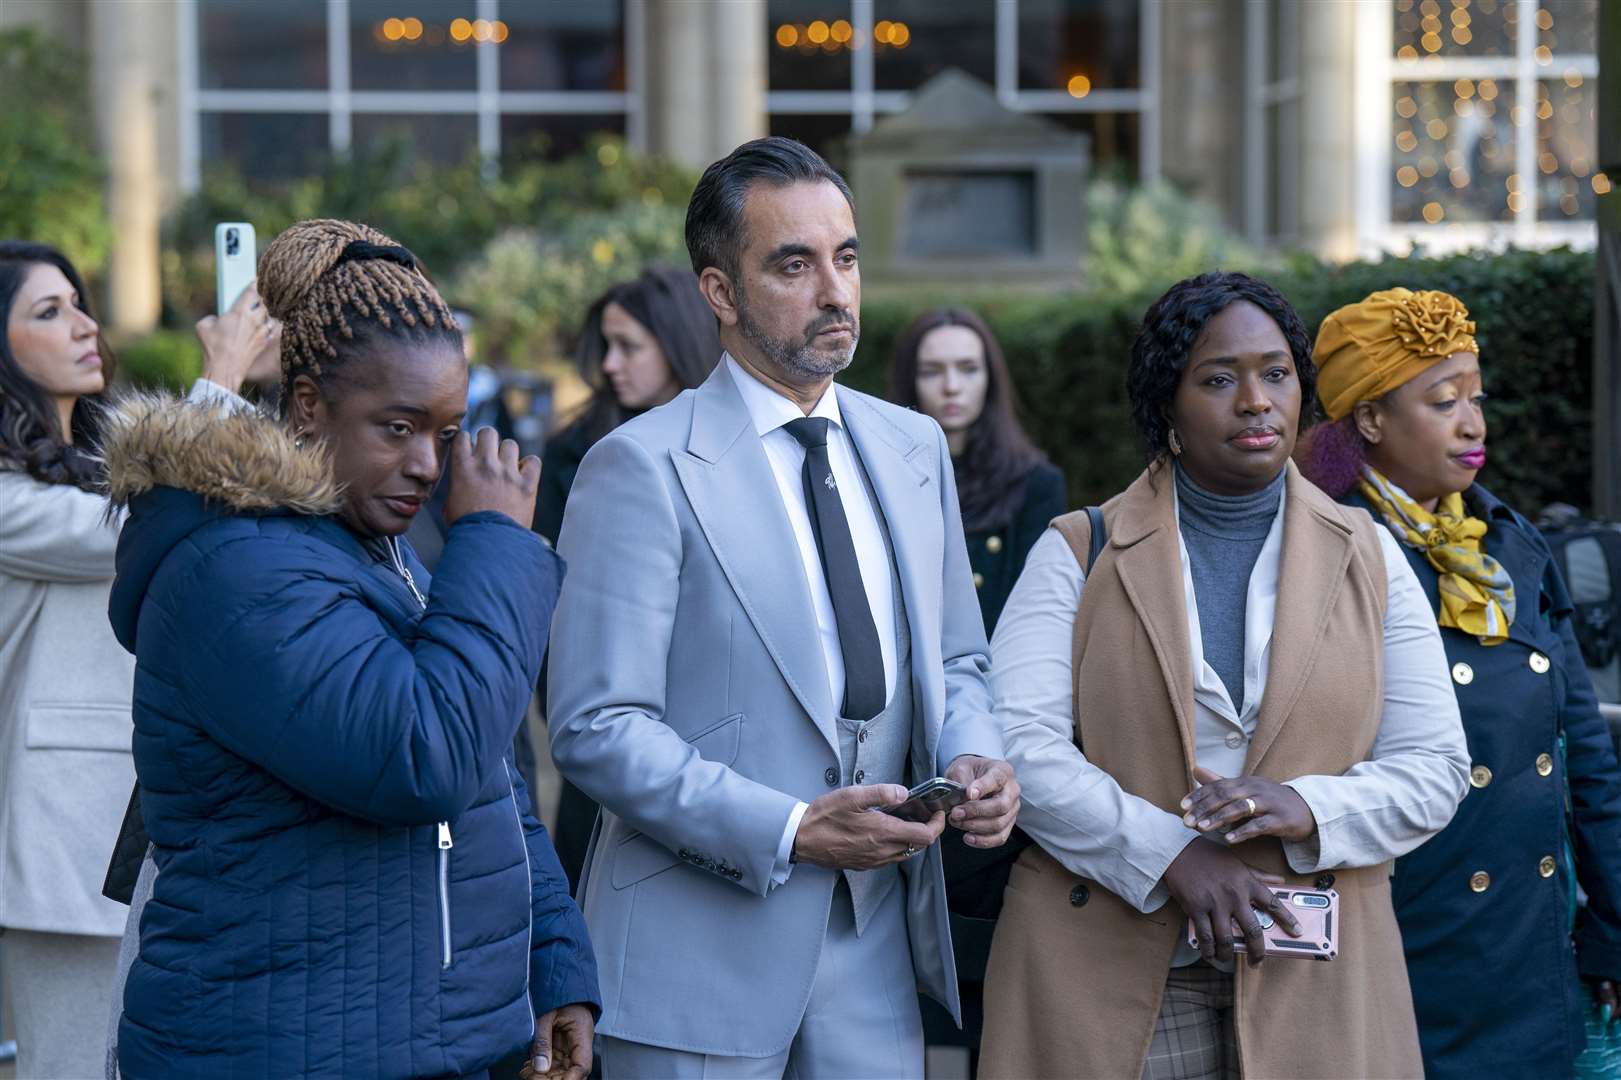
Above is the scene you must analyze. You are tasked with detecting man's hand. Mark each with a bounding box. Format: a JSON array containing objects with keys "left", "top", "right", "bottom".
[
  {"left": 791, "top": 784, "right": 945, "bottom": 870},
  {"left": 1181, "top": 766, "right": 1316, "bottom": 845},
  {"left": 196, "top": 282, "right": 281, "bottom": 394},
  {"left": 519, "top": 1003, "right": 594, "bottom": 1080},
  {"left": 943, "top": 755, "right": 1020, "bottom": 848}
]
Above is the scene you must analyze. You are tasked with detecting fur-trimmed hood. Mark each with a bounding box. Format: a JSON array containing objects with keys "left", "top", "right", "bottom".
[{"left": 100, "top": 391, "right": 342, "bottom": 514}]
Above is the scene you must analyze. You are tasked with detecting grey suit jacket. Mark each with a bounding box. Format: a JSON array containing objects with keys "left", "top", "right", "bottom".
[{"left": 548, "top": 359, "right": 1001, "bottom": 1057}]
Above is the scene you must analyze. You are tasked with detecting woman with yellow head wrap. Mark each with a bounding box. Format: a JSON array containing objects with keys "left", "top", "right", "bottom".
[{"left": 1299, "top": 287, "right": 1621, "bottom": 1080}]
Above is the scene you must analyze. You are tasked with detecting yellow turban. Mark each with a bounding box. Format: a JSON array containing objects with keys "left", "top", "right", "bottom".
[{"left": 1313, "top": 288, "right": 1479, "bottom": 421}]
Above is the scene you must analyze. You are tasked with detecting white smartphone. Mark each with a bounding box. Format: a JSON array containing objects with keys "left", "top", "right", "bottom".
[{"left": 214, "top": 222, "right": 256, "bottom": 314}]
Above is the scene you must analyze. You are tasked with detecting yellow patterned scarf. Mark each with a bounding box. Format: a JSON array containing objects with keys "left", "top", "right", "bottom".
[{"left": 1358, "top": 468, "right": 1515, "bottom": 645}]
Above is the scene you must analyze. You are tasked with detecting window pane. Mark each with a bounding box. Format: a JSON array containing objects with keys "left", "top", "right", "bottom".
[
  {"left": 352, "top": 113, "right": 478, "bottom": 166},
  {"left": 200, "top": 112, "right": 328, "bottom": 180},
  {"left": 351, "top": 0, "right": 477, "bottom": 91},
  {"left": 1537, "top": 77, "right": 1598, "bottom": 220},
  {"left": 768, "top": 1, "right": 854, "bottom": 91},
  {"left": 1540, "top": 1, "right": 1598, "bottom": 58},
  {"left": 1018, "top": 0, "right": 1140, "bottom": 92},
  {"left": 1039, "top": 111, "right": 1139, "bottom": 178},
  {"left": 768, "top": 113, "right": 853, "bottom": 169},
  {"left": 876, "top": 0, "right": 995, "bottom": 92},
  {"left": 500, "top": 1, "right": 625, "bottom": 92},
  {"left": 1390, "top": 80, "right": 1517, "bottom": 224},
  {"left": 1392, "top": 0, "right": 1515, "bottom": 60},
  {"left": 199, "top": 0, "right": 327, "bottom": 90},
  {"left": 1270, "top": 0, "right": 1301, "bottom": 85},
  {"left": 1267, "top": 99, "right": 1300, "bottom": 239},
  {"left": 500, "top": 114, "right": 627, "bottom": 162}
]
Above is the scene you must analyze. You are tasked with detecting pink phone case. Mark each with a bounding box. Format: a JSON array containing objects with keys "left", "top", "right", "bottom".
[{"left": 1185, "top": 887, "right": 1339, "bottom": 960}]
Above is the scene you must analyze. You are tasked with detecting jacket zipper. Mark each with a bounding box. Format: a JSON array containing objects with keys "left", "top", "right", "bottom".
[
  {"left": 382, "top": 538, "right": 451, "bottom": 968},
  {"left": 508, "top": 781, "right": 534, "bottom": 1001}
]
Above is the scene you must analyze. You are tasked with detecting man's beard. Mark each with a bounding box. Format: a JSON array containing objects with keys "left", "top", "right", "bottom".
[{"left": 736, "top": 287, "right": 859, "bottom": 380}]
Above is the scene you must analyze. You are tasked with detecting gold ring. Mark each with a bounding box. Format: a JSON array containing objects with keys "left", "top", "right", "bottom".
[
  {"left": 1245, "top": 797, "right": 1257, "bottom": 817},
  {"left": 904, "top": 846, "right": 919, "bottom": 858}
]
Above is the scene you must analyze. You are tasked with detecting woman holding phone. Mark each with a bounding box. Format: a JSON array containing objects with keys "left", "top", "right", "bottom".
[
  {"left": 0, "top": 241, "right": 266, "bottom": 1080},
  {"left": 100, "top": 219, "right": 599, "bottom": 1079},
  {"left": 979, "top": 272, "right": 1470, "bottom": 1079},
  {"left": 1300, "top": 288, "right": 1621, "bottom": 1079}
]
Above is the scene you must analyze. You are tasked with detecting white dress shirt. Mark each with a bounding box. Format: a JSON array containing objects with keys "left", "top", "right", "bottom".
[
  {"left": 726, "top": 354, "right": 901, "bottom": 883},
  {"left": 992, "top": 510, "right": 1469, "bottom": 963}
]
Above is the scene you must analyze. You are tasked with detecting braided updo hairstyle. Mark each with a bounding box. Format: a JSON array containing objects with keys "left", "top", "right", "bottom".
[{"left": 257, "top": 219, "right": 461, "bottom": 412}]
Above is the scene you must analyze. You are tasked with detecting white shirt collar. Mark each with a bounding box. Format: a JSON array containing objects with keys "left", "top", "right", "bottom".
[{"left": 725, "top": 352, "right": 842, "bottom": 438}]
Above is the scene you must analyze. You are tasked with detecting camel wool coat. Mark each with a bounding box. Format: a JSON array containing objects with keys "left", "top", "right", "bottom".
[{"left": 981, "top": 463, "right": 1427, "bottom": 1080}]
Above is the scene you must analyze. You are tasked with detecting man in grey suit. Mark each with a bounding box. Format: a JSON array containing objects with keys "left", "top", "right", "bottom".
[{"left": 548, "top": 137, "right": 1019, "bottom": 1079}]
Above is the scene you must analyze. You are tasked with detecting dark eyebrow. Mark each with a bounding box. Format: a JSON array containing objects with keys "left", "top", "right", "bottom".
[
  {"left": 30, "top": 292, "right": 72, "bottom": 309},
  {"left": 1192, "top": 350, "right": 1290, "bottom": 370},
  {"left": 380, "top": 404, "right": 432, "bottom": 417},
  {"left": 1422, "top": 370, "right": 1469, "bottom": 392},
  {"left": 761, "top": 236, "right": 860, "bottom": 267}
]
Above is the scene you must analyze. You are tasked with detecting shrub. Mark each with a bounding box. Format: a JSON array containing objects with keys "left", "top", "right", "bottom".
[
  {"left": 117, "top": 330, "right": 202, "bottom": 393},
  {"left": 1086, "top": 176, "right": 1264, "bottom": 300},
  {"left": 849, "top": 247, "right": 1597, "bottom": 516},
  {"left": 0, "top": 28, "right": 112, "bottom": 274}
]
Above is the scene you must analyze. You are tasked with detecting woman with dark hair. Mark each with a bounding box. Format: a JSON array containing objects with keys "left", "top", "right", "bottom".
[
  {"left": 533, "top": 265, "right": 719, "bottom": 889},
  {"left": 0, "top": 241, "right": 266, "bottom": 1079},
  {"left": 979, "top": 271, "right": 1470, "bottom": 1079},
  {"left": 888, "top": 308, "right": 1065, "bottom": 634},
  {"left": 1299, "top": 288, "right": 1621, "bottom": 1079},
  {"left": 533, "top": 265, "right": 720, "bottom": 543},
  {"left": 98, "top": 219, "right": 598, "bottom": 1079}
]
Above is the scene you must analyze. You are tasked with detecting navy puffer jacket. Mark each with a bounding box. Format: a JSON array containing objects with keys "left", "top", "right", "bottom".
[{"left": 101, "top": 395, "right": 599, "bottom": 1080}]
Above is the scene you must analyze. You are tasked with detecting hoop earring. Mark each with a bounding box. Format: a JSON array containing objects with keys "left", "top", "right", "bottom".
[
  {"left": 1167, "top": 427, "right": 1184, "bottom": 457},
  {"left": 293, "top": 427, "right": 308, "bottom": 450}
]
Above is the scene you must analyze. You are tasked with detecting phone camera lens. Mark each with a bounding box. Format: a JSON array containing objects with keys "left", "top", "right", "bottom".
[{"left": 225, "top": 228, "right": 239, "bottom": 256}]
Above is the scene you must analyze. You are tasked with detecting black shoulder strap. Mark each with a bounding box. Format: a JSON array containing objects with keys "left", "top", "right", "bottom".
[{"left": 1085, "top": 505, "right": 1108, "bottom": 573}]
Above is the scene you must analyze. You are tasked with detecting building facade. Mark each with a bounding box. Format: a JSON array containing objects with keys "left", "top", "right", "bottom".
[{"left": 0, "top": 0, "right": 1601, "bottom": 332}]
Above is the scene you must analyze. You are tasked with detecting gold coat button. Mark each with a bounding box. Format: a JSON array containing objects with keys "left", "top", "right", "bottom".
[
  {"left": 1529, "top": 652, "right": 1551, "bottom": 674},
  {"left": 985, "top": 535, "right": 1003, "bottom": 555},
  {"left": 973, "top": 573, "right": 984, "bottom": 589},
  {"left": 1469, "top": 871, "right": 1490, "bottom": 892},
  {"left": 1536, "top": 753, "right": 1553, "bottom": 777},
  {"left": 1452, "top": 662, "right": 1474, "bottom": 685},
  {"left": 1539, "top": 856, "right": 1557, "bottom": 878},
  {"left": 1469, "top": 765, "right": 1492, "bottom": 788}
]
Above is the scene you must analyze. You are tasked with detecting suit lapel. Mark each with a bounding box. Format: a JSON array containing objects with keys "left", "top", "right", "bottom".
[
  {"left": 1244, "top": 465, "right": 1354, "bottom": 773},
  {"left": 1108, "top": 468, "right": 1200, "bottom": 779},
  {"left": 670, "top": 363, "right": 838, "bottom": 753}
]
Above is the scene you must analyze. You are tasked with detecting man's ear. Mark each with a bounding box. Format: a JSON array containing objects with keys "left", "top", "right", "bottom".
[
  {"left": 1351, "top": 399, "right": 1383, "bottom": 445},
  {"left": 698, "top": 266, "right": 740, "bottom": 329}
]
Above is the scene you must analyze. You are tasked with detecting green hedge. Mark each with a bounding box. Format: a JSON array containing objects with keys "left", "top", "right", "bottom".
[
  {"left": 846, "top": 247, "right": 1596, "bottom": 516},
  {"left": 116, "top": 330, "right": 203, "bottom": 393}
]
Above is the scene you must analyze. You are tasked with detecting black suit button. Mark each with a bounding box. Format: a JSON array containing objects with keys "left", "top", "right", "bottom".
[
  {"left": 678, "top": 849, "right": 690, "bottom": 860},
  {"left": 825, "top": 767, "right": 838, "bottom": 786},
  {"left": 1069, "top": 884, "right": 1090, "bottom": 907},
  {"left": 854, "top": 769, "right": 865, "bottom": 783},
  {"left": 1314, "top": 873, "right": 1336, "bottom": 890}
]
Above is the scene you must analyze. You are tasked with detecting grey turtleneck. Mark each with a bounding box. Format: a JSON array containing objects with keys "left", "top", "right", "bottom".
[{"left": 1174, "top": 464, "right": 1286, "bottom": 712}]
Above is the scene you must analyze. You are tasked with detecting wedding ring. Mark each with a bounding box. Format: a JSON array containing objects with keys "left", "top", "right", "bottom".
[
  {"left": 1244, "top": 797, "right": 1258, "bottom": 818},
  {"left": 904, "top": 845, "right": 919, "bottom": 858}
]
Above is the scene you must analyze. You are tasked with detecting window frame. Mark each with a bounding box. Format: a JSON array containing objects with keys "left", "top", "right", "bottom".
[
  {"left": 1354, "top": 0, "right": 1598, "bottom": 253},
  {"left": 177, "top": 0, "right": 640, "bottom": 188},
  {"left": 765, "top": 0, "right": 1161, "bottom": 180}
]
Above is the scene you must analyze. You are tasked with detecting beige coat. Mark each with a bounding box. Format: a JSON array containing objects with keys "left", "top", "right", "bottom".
[
  {"left": 0, "top": 470, "right": 135, "bottom": 936},
  {"left": 981, "top": 463, "right": 1424, "bottom": 1080}
]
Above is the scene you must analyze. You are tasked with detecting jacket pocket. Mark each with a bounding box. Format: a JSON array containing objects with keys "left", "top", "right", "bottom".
[
  {"left": 611, "top": 830, "right": 681, "bottom": 890},
  {"left": 25, "top": 703, "right": 132, "bottom": 752},
  {"left": 685, "top": 712, "right": 744, "bottom": 766}
]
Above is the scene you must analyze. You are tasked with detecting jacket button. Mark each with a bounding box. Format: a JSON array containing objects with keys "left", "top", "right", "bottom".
[
  {"left": 854, "top": 769, "right": 865, "bottom": 783},
  {"left": 1469, "top": 870, "right": 1490, "bottom": 893},
  {"left": 1314, "top": 873, "right": 1336, "bottom": 890},
  {"left": 973, "top": 572, "right": 985, "bottom": 589},
  {"left": 824, "top": 767, "right": 838, "bottom": 786},
  {"left": 986, "top": 535, "right": 1004, "bottom": 555},
  {"left": 858, "top": 728, "right": 867, "bottom": 743},
  {"left": 1536, "top": 752, "right": 1553, "bottom": 776},
  {"left": 1451, "top": 662, "right": 1474, "bottom": 685},
  {"left": 1529, "top": 651, "right": 1551, "bottom": 674},
  {"left": 1539, "top": 855, "right": 1557, "bottom": 878},
  {"left": 1069, "top": 883, "right": 1090, "bottom": 907},
  {"left": 1469, "top": 765, "right": 1493, "bottom": 788},
  {"left": 1223, "top": 731, "right": 1245, "bottom": 750},
  {"left": 679, "top": 848, "right": 690, "bottom": 860}
]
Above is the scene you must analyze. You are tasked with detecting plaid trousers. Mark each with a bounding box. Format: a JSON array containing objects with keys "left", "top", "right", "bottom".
[{"left": 1140, "top": 962, "right": 1240, "bottom": 1080}]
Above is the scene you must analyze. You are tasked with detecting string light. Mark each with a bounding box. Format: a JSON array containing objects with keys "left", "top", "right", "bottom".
[
  {"left": 382, "top": 17, "right": 404, "bottom": 41},
  {"left": 1067, "top": 74, "right": 1092, "bottom": 99},
  {"left": 830, "top": 19, "right": 852, "bottom": 43},
  {"left": 1594, "top": 173, "right": 1613, "bottom": 195},
  {"left": 400, "top": 16, "right": 422, "bottom": 41},
  {"left": 450, "top": 17, "right": 472, "bottom": 42},
  {"left": 1422, "top": 202, "right": 1445, "bottom": 223},
  {"left": 806, "top": 20, "right": 829, "bottom": 44},
  {"left": 1398, "top": 166, "right": 1419, "bottom": 187},
  {"left": 775, "top": 23, "right": 798, "bottom": 47},
  {"left": 1397, "top": 130, "right": 1419, "bottom": 152}
]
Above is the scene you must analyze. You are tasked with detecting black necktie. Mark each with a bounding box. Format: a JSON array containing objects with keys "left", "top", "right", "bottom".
[{"left": 783, "top": 417, "right": 886, "bottom": 722}]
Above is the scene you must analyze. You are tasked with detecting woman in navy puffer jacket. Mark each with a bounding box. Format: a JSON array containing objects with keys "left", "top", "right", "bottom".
[{"left": 100, "top": 219, "right": 599, "bottom": 1080}]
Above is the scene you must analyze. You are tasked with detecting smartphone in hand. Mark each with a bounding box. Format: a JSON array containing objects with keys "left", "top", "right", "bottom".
[
  {"left": 1187, "top": 887, "right": 1340, "bottom": 960},
  {"left": 880, "top": 778, "right": 969, "bottom": 824},
  {"left": 214, "top": 222, "right": 256, "bottom": 315}
]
